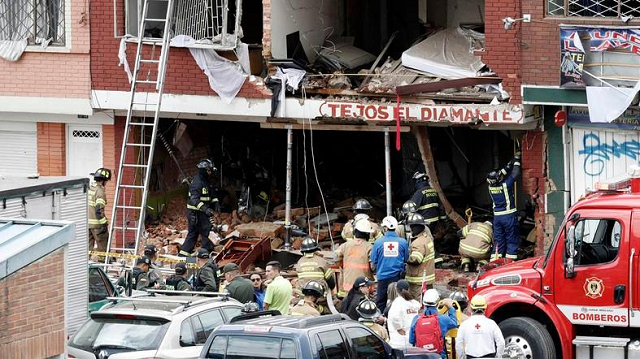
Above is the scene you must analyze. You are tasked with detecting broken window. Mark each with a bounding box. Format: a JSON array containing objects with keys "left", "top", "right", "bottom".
[
  {"left": 123, "top": 0, "right": 242, "bottom": 49},
  {"left": 0, "top": 0, "right": 66, "bottom": 45},
  {"left": 548, "top": 0, "right": 640, "bottom": 17}
]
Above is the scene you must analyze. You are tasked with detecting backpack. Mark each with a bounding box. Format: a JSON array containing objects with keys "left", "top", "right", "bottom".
[{"left": 415, "top": 312, "right": 444, "bottom": 354}]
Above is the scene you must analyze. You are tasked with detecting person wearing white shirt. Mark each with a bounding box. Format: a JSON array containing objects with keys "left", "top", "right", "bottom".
[
  {"left": 456, "top": 295, "right": 505, "bottom": 358},
  {"left": 387, "top": 279, "right": 421, "bottom": 349}
]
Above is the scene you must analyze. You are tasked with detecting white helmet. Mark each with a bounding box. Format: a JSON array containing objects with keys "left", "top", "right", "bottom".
[
  {"left": 354, "top": 213, "right": 370, "bottom": 221},
  {"left": 354, "top": 218, "right": 374, "bottom": 234},
  {"left": 381, "top": 216, "right": 398, "bottom": 230},
  {"left": 423, "top": 289, "right": 440, "bottom": 306}
]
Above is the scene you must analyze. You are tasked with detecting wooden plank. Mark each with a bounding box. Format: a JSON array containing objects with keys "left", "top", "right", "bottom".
[
  {"left": 413, "top": 126, "right": 466, "bottom": 229},
  {"left": 396, "top": 77, "right": 501, "bottom": 96}
]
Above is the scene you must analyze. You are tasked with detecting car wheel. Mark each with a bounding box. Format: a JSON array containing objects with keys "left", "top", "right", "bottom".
[{"left": 499, "top": 316, "right": 556, "bottom": 359}]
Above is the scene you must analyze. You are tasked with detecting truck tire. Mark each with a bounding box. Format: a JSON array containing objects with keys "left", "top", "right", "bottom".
[{"left": 499, "top": 317, "right": 556, "bottom": 359}]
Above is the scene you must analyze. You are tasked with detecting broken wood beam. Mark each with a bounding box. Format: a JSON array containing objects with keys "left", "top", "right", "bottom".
[
  {"left": 413, "top": 126, "right": 466, "bottom": 229},
  {"left": 395, "top": 77, "right": 501, "bottom": 96}
]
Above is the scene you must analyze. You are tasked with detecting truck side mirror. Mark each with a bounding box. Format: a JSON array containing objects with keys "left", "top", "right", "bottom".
[{"left": 565, "top": 225, "right": 576, "bottom": 278}]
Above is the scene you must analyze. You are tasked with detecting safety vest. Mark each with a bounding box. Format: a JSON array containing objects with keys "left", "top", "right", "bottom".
[
  {"left": 88, "top": 183, "right": 107, "bottom": 228},
  {"left": 186, "top": 173, "right": 218, "bottom": 211},
  {"left": 296, "top": 253, "right": 333, "bottom": 290},
  {"left": 459, "top": 222, "right": 492, "bottom": 260},
  {"left": 413, "top": 185, "right": 446, "bottom": 224},
  {"left": 405, "top": 232, "right": 435, "bottom": 285},
  {"left": 489, "top": 159, "right": 520, "bottom": 216}
]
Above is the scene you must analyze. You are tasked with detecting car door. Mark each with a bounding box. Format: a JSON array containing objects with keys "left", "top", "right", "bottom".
[
  {"left": 553, "top": 209, "right": 630, "bottom": 327},
  {"left": 88, "top": 267, "right": 115, "bottom": 313}
]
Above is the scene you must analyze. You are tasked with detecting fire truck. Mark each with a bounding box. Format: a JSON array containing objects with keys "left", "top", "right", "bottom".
[{"left": 468, "top": 174, "right": 640, "bottom": 359}]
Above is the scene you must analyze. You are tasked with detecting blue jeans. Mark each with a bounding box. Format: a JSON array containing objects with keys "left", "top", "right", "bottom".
[
  {"left": 376, "top": 274, "right": 401, "bottom": 313},
  {"left": 492, "top": 213, "right": 519, "bottom": 258}
]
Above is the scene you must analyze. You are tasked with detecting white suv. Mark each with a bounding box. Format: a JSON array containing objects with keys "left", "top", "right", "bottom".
[{"left": 67, "top": 292, "right": 243, "bottom": 359}]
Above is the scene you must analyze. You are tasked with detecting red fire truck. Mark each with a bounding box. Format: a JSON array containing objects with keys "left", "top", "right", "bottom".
[{"left": 468, "top": 174, "right": 640, "bottom": 359}]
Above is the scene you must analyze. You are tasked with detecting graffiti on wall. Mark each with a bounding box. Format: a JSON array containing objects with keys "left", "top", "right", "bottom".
[{"left": 579, "top": 132, "right": 640, "bottom": 176}]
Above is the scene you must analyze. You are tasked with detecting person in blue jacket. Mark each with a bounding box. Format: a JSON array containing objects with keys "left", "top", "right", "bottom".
[
  {"left": 486, "top": 149, "right": 521, "bottom": 260},
  {"left": 371, "top": 216, "right": 409, "bottom": 313},
  {"left": 409, "top": 289, "right": 458, "bottom": 358}
]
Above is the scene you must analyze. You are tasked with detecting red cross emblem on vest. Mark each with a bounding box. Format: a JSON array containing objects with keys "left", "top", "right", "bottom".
[
  {"left": 387, "top": 243, "right": 395, "bottom": 251},
  {"left": 475, "top": 323, "right": 481, "bottom": 329}
]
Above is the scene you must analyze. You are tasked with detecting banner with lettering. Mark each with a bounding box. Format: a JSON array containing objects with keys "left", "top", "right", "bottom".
[{"left": 560, "top": 28, "right": 586, "bottom": 88}]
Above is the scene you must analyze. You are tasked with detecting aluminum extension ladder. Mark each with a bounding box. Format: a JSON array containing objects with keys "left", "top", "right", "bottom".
[{"left": 105, "top": 0, "right": 175, "bottom": 261}]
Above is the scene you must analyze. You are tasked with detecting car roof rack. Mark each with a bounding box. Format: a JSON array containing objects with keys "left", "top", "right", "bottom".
[
  {"left": 229, "top": 310, "right": 282, "bottom": 323},
  {"left": 147, "top": 289, "right": 230, "bottom": 299},
  {"left": 104, "top": 294, "right": 229, "bottom": 314}
]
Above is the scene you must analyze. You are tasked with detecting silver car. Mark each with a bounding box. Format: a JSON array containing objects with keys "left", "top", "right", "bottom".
[{"left": 67, "top": 292, "right": 243, "bottom": 359}]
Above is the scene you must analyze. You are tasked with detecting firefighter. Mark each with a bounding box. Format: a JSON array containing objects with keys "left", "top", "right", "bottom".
[
  {"left": 397, "top": 200, "right": 417, "bottom": 242},
  {"left": 455, "top": 295, "right": 505, "bottom": 359},
  {"left": 336, "top": 219, "right": 374, "bottom": 298},
  {"left": 194, "top": 248, "right": 219, "bottom": 292},
  {"left": 405, "top": 213, "right": 435, "bottom": 301},
  {"left": 410, "top": 172, "right": 447, "bottom": 234},
  {"left": 88, "top": 168, "right": 111, "bottom": 261},
  {"left": 458, "top": 221, "right": 493, "bottom": 272},
  {"left": 357, "top": 299, "right": 389, "bottom": 342},
  {"left": 180, "top": 159, "right": 220, "bottom": 257},
  {"left": 486, "top": 150, "right": 521, "bottom": 260},
  {"left": 290, "top": 281, "right": 324, "bottom": 317},
  {"left": 165, "top": 263, "right": 192, "bottom": 291},
  {"left": 295, "top": 237, "right": 335, "bottom": 292},
  {"left": 143, "top": 244, "right": 165, "bottom": 287},
  {"left": 341, "top": 198, "right": 382, "bottom": 242}
]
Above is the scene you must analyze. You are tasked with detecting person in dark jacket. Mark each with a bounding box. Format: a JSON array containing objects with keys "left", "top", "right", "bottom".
[
  {"left": 117, "top": 256, "right": 152, "bottom": 291},
  {"left": 223, "top": 263, "right": 255, "bottom": 303},
  {"left": 410, "top": 172, "right": 447, "bottom": 234},
  {"left": 194, "top": 248, "right": 219, "bottom": 292},
  {"left": 341, "top": 277, "right": 375, "bottom": 320},
  {"left": 166, "top": 263, "right": 192, "bottom": 291},
  {"left": 180, "top": 159, "right": 220, "bottom": 256}
]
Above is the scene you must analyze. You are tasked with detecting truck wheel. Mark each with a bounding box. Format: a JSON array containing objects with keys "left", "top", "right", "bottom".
[{"left": 499, "top": 317, "right": 556, "bottom": 359}]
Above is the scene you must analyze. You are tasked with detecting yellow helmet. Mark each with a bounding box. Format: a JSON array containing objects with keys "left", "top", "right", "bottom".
[{"left": 470, "top": 294, "right": 488, "bottom": 311}]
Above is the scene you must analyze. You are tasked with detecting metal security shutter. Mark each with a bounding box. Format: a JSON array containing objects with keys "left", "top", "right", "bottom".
[
  {"left": 59, "top": 186, "right": 89, "bottom": 335},
  {"left": 0, "top": 125, "right": 37, "bottom": 176},
  {"left": 0, "top": 198, "right": 25, "bottom": 218}
]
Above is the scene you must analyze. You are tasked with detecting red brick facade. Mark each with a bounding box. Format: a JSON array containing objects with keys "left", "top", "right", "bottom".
[
  {"left": 521, "top": 130, "right": 547, "bottom": 255},
  {"left": 37, "top": 123, "right": 67, "bottom": 176},
  {"left": 0, "top": 247, "right": 66, "bottom": 359},
  {"left": 90, "top": 0, "right": 271, "bottom": 99}
]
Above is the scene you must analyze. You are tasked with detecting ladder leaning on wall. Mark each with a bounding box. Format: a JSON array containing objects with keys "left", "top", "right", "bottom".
[{"left": 105, "top": 0, "right": 175, "bottom": 261}]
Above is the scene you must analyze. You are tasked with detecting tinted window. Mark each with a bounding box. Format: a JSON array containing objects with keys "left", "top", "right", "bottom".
[
  {"left": 222, "top": 306, "right": 242, "bottom": 321},
  {"left": 574, "top": 219, "right": 621, "bottom": 265},
  {"left": 317, "top": 330, "right": 349, "bottom": 359},
  {"left": 89, "top": 269, "right": 110, "bottom": 302},
  {"left": 345, "top": 327, "right": 386, "bottom": 359},
  {"left": 180, "top": 318, "right": 196, "bottom": 347},
  {"left": 207, "top": 335, "right": 227, "bottom": 359},
  {"left": 280, "top": 339, "right": 296, "bottom": 359},
  {"left": 195, "top": 310, "right": 225, "bottom": 344},
  {"left": 226, "top": 335, "right": 282, "bottom": 358},
  {"left": 69, "top": 318, "right": 169, "bottom": 352}
]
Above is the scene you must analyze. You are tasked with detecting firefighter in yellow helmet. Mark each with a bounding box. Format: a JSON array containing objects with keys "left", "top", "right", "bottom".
[{"left": 88, "top": 168, "right": 111, "bottom": 261}]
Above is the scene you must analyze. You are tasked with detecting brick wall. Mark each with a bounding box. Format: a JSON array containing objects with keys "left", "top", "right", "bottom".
[
  {"left": 0, "top": 0, "right": 90, "bottom": 99},
  {"left": 262, "top": 0, "right": 272, "bottom": 59},
  {"left": 37, "top": 123, "right": 66, "bottom": 176},
  {"left": 0, "top": 247, "right": 66, "bottom": 359},
  {"left": 521, "top": 130, "right": 547, "bottom": 255},
  {"left": 91, "top": 0, "right": 272, "bottom": 99}
]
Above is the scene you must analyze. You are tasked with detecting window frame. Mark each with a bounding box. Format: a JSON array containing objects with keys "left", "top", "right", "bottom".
[
  {"left": 571, "top": 218, "right": 622, "bottom": 267},
  {"left": 193, "top": 309, "right": 226, "bottom": 344},
  {"left": 343, "top": 325, "right": 388, "bottom": 359},
  {"left": 88, "top": 267, "right": 113, "bottom": 303},
  {"left": 2, "top": 0, "right": 72, "bottom": 51},
  {"left": 205, "top": 335, "right": 299, "bottom": 359},
  {"left": 546, "top": 0, "right": 640, "bottom": 19},
  {"left": 313, "top": 329, "right": 351, "bottom": 359}
]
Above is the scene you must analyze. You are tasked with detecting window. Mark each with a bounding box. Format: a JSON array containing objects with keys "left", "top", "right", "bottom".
[
  {"left": 0, "top": 0, "right": 65, "bottom": 46},
  {"left": 226, "top": 336, "right": 283, "bottom": 358},
  {"left": 89, "top": 268, "right": 111, "bottom": 303},
  {"left": 194, "top": 310, "right": 225, "bottom": 344},
  {"left": 180, "top": 319, "right": 196, "bottom": 347},
  {"left": 69, "top": 318, "right": 169, "bottom": 352},
  {"left": 573, "top": 219, "right": 621, "bottom": 265},
  {"left": 206, "top": 335, "right": 227, "bottom": 359},
  {"left": 280, "top": 339, "right": 296, "bottom": 359},
  {"left": 221, "top": 307, "right": 242, "bottom": 322},
  {"left": 316, "top": 331, "right": 349, "bottom": 359},
  {"left": 548, "top": 0, "right": 640, "bottom": 17},
  {"left": 345, "top": 327, "right": 386, "bottom": 359}
]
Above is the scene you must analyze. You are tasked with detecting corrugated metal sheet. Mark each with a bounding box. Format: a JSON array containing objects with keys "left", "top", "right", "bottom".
[
  {"left": 60, "top": 188, "right": 89, "bottom": 335},
  {"left": 0, "top": 130, "right": 37, "bottom": 176},
  {"left": 571, "top": 128, "right": 640, "bottom": 202},
  {"left": 0, "top": 198, "right": 25, "bottom": 218}
]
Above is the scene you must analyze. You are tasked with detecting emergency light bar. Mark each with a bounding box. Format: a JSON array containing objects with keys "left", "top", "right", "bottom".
[{"left": 593, "top": 166, "right": 640, "bottom": 194}]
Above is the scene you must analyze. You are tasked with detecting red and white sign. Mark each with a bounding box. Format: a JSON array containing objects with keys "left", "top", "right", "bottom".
[
  {"left": 318, "top": 101, "right": 524, "bottom": 124},
  {"left": 384, "top": 241, "right": 399, "bottom": 257},
  {"left": 558, "top": 305, "right": 628, "bottom": 327}
]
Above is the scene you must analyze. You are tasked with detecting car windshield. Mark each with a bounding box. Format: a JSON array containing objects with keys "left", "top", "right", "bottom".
[{"left": 69, "top": 317, "right": 169, "bottom": 352}]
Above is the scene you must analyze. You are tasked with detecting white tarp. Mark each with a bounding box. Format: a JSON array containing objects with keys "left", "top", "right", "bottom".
[
  {"left": 401, "top": 27, "right": 486, "bottom": 79},
  {"left": 0, "top": 39, "right": 28, "bottom": 62},
  {"left": 272, "top": 67, "right": 306, "bottom": 117},
  {"left": 586, "top": 81, "right": 640, "bottom": 123}
]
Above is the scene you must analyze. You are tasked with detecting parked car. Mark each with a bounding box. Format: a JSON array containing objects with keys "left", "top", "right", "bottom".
[
  {"left": 199, "top": 313, "right": 438, "bottom": 359},
  {"left": 68, "top": 293, "right": 243, "bottom": 359},
  {"left": 88, "top": 264, "right": 119, "bottom": 313}
]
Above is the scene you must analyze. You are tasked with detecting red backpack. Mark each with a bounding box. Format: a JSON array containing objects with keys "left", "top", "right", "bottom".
[{"left": 415, "top": 312, "right": 444, "bottom": 353}]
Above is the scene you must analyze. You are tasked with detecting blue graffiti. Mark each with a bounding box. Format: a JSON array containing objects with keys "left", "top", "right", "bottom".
[{"left": 579, "top": 133, "right": 640, "bottom": 176}]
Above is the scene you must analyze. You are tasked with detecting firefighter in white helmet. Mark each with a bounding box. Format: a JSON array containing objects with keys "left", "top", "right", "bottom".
[
  {"left": 455, "top": 295, "right": 505, "bottom": 359},
  {"left": 336, "top": 217, "right": 374, "bottom": 297}
]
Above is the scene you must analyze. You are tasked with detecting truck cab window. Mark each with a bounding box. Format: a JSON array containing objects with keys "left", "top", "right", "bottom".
[{"left": 574, "top": 219, "right": 620, "bottom": 266}]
